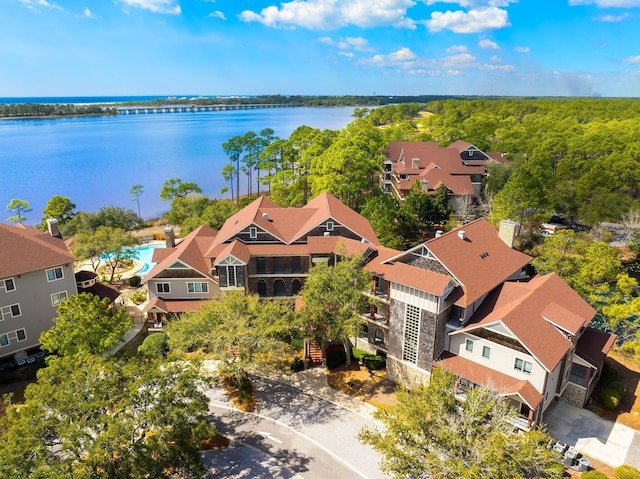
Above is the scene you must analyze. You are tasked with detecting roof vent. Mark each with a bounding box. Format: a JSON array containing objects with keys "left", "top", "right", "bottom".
[
  {"left": 458, "top": 230, "right": 466, "bottom": 240},
  {"left": 262, "top": 212, "right": 269, "bottom": 220},
  {"left": 435, "top": 230, "right": 443, "bottom": 238}
]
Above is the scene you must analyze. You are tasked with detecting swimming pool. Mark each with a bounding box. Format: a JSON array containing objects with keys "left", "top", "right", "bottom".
[
  {"left": 100, "top": 242, "right": 163, "bottom": 277},
  {"left": 132, "top": 243, "right": 163, "bottom": 276}
]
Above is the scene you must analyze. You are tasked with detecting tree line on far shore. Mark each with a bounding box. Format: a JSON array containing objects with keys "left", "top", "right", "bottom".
[{"left": 0, "top": 103, "right": 117, "bottom": 118}]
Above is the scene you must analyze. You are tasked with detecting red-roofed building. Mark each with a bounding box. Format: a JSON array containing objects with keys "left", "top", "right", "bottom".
[
  {"left": 0, "top": 223, "right": 78, "bottom": 362},
  {"left": 381, "top": 140, "right": 506, "bottom": 215},
  {"left": 205, "top": 192, "right": 379, "bottom": 298},
  {"left": 356, "top": 217, "right": 614, "bottom": 429}
]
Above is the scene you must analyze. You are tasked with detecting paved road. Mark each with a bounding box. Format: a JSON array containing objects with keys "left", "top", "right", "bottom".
[
  {"left": 204, "top": 375, "right": 387, "bottom": 479},
  {"left": 546, "top": 400, "right": 640, "bottom": 469}
]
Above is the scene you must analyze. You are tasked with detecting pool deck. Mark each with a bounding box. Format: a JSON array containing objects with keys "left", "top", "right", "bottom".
[{"left": 76, "top": 241, "right": 165, "bottom": 279}]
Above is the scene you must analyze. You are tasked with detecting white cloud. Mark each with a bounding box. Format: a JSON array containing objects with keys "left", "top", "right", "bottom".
[
  {"left": 446, "top": 45, "right": 468, "bottom": 53},
  {"left": 447, "top": 69, "right": 464, "bottom": 75},
  {"left": 482, "top": 63, "right": 515, "bottom": 71},
  {"left": 209, "top": 10, "right": 226, "bottom": 19},
  {"left": 569, "top": 0, "right": 640, "bottom": 6},
  {"left": 479, "top": 39, "right": 499, "bottom": 49},
  {"left": 84, "top": 7, "right": 97, "bottom": 18},
  {"left": 622, "top": 55, "right": 640, "bottom": 64},
  {"left": 444, "top": 53, "right": 476, "bottom": 63},
  {"left": 118, "top": 0, "right": 181, "bottom": 14},
  {"left": 593, "top": 13, "right": 633, "bottom": 22},
  {"left": 318, "top": 36, "right": 375, "bottom": 52},
  {"left": 514, "top": 46, "right": 530, "bottom": 53},
  {"left": 489, "top": 55, "right": 501, "bottom": 62},
  {"left": 425, "top": 7, "right": 510, "bottom": 33},
  {"left": 358, "top": 47, "right": 420, "bottom": 67},
  {"left": 239, "top": 0, "right": 416, "bottom": 30},
  {"left": 424, "top": 0, "right": 515, "bottom": 6},
  {"left": 339, "top": 51, "right": 355, "bottom": 57},
  {"left": 19, "top": 0, "right": 62, "bottom": 11}
]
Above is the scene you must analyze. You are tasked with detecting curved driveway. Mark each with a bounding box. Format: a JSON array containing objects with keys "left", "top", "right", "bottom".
[{"left": 203, "top": 372, "right": 387, "bottom": 479}]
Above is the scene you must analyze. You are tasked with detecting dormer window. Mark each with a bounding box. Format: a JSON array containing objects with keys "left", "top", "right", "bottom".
[
  {"left": 250, "top": 227, "right": 257, "bottom": 239},
  {"left": 326, "top": 221, "right": 334, "bottom": 231},
  {"left": 411, "top": 158, "right": 420, "bottom": 169}
]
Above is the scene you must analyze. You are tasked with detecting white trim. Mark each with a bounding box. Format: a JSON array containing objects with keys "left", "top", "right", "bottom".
[
  {"left": 46, "top": 266, "right": 64, "bottom": 282},
  {"left": 156, "top": 282, "right": 171, "bottom": 294},
  {"left": 51, "top": 291, "right": 68, "bottom": 306},
  {"left": 2, "top": 278, "right": 16, "bottom": 292}
]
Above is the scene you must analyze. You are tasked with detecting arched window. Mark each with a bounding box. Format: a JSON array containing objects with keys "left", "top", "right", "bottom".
[
  {"left": 257, "top": 280, "right": 267, "bottom": 297},
  {"left": 291, "top": 278, "right": 302, "bottom": 295},
  {"left": 273, "top": 279, "right": 286, "bottom": 297}
]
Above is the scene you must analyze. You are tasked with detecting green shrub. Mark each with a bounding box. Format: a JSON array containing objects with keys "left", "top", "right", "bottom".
[
  {"left": 600, "top": 388, "right": 621, "bottom": 410},
  {"left": 130, "top": 289, "right": 147, "bottom": 305},
  {"left": 127, "top": 275, "right": 142, "bottom": 287},
  {"left": 363, "top": 355, "right": 386, "bottom": 371},
  {"left": 582, "top": 471, "right": 608, "bottom": 479},
  {"left": 608, "top": 380, "right": 626, "bottom": 397},
  {"left": 138, "top": 333, "right": 167, "bottom": 358},
  {"left": 615, "top": 465, "right": 640, "bottom": 479},
  {"left": 352, "top": 348, "right": 369, "bottom": 362}
]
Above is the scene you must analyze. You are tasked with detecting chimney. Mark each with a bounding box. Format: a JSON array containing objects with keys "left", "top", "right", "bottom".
[
  {"left": 435, "top": 230, "right": 443, "bottom": 238},
  {"left": 420, "top": 179, "right": 429, "bottom": 193},
  {"left": 164, "top": 225, "right": 175, "bottom": 248},
  {"left": 498, "top": 220, "right": 520, "bottom": 248},
  {"left": 262, "top": 212, "right": 269, "bottom": 221},
  {"left": 47, "top": 218, "right": 62, "bottom": 239},
  {"left": 457, "top": 230, "right": 466, "bottom": 240}
]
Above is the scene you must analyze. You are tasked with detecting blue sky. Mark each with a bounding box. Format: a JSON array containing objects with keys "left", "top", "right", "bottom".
[{"left": 2, "top": 0, "right": 640, "bottom": 97}]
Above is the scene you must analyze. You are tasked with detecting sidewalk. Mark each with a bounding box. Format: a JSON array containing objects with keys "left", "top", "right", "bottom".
[{"left": 546, "top": 400, "right": 640, "bottom": 469}]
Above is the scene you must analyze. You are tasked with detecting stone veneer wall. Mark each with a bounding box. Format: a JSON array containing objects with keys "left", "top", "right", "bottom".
[
  {"left": 387, "top": 356, "right": 431, "bottom": 389},
  {"left": 417, "top": 309, "right": 436, "bottom": 370},
  {"left": 560, "top": 383, "right": 587, "bottom": 408},
  {"left": 387, "top": 300, "right": 405, "bottom": 360}
]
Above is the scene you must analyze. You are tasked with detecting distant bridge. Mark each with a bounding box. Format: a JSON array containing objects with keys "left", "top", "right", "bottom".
[{"left": 113, "top": 103, "right": 301, "bottom": 115}]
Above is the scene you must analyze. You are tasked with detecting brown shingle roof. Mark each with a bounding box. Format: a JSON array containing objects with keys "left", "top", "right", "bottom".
[
  {"left": 366, "top": 245, "right": 452, "bottom": 297},
  {"left": 436, "top": 353, "right": 543, "bottom": 409},
  {"left": 143, "top": 225, "right": 217, "bottom": 283},
  {"left": 425, "top": 218, "right": 532, "bottom": 307},
  {"left": 143, "top": 297, "right": 208, "bottom": 314},
  {"left": 207, "top": 192, "right": 379, "bottom": 250},
  {"left": 0, "top": 223, "right": 77, "bottom": 278},
  {"left": 576, "top": 327, "right": 616, "bottom": 370},
  {"left": 459, "top": 274, "right": 596, "bottom": 371}
]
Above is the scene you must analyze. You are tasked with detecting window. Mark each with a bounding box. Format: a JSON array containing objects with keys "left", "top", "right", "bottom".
[
  {"left": 514, "top": 358, "right": 532, "bottom": 374},
  {"left": 0, "top": 335, "right": 7, "bottom": 347},
  {"left": 1, "top": 304, "right": 21, "bottom": 319},
  {"left": 46, "top": 267, "right": 64, "bottom": 282},
  {"left": 16, "top": 329, "right": 26, "bottom": 341},
  {"left": 403, "top": 304, "right": 421, "bottom": 363},
  {"left": 187, "top": 282, "right": 208, "bottom": 293},
  {"left": 250, "top": 227, "right": 257, "bottom": 239},
  {"left": 156, "top": 283, "right": 170, "bottom": 294},
  {"left": 220, "top": 265, "right": 244, "bottom": 288},
  {"left": 482, "top": 346, "right": 491, "bottom": 359},
  {"left": 326, "top": 221, "right": 334, "bottom": 231},
  {"left": 465, "top": 339, "right": 474, "bottom": 352},
  {"left": 51, "top": 291, "right": 68, "bottom": 306},
  {"left": 256, "top": 257, "right": 266, "bottom": 274},
  {"left": 274, "top": 279, "right": 286, "bottom": 297},
  {"left": 3, "top": 278, "right": 15, "bottom": 292}
]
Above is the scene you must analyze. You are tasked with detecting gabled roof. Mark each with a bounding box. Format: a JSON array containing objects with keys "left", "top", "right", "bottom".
[
  {"left": 424, "top": 219, "right": 532, "bottom": 307},
  {"left": 458, "top": 274, "right": 596, "bottom": 371},
  {"left": 0, "top": 223, "right": 77, "bottom": 278},
  {"left": 206, "top": 192, "right": 379, "bottom": 251},
  {"left": 576, "top": 327, "right": 616, "bottom": 370},
  {"left": 399, "top": 168, "right": 475, "bottom": 196},
  {"left": 143, "top": 297, "right": 207, "bottom": 314},
  {"left": 78, "top": 282, "right": 121, "bottom": 303},
  {"left": 366, "top": 245, "right": 452, "bottom": 297},
  {"left": 436, "top": 353, "right": 543, "bottom": 409},
  {"left": 143, "top": 225, "right": 217, "bottom": 283}
]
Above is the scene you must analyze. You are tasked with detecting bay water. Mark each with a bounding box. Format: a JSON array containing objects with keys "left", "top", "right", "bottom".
[{"left": 0, "top": 106, "right": 355, "bottom": 222}]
